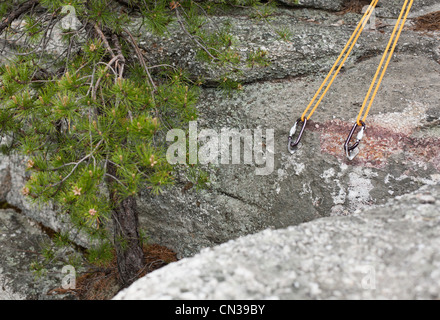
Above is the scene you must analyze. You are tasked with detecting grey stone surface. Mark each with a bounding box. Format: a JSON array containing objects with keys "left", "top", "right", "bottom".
[
  {"left": 114, "top": 184, "right": 440, "bottom": 300},
  {"left": 375, "top": 0, "right": 440, "bottom": 19},
  {"left": 133, "top": 7, "right": 439, "bottom": 84},
  {"left": 0, "top": 209, "right": 78, "bottom": 300},
  {"left": 279, "top": 0, "right": 345, "bottom": 11},
  {"left": 0, "top": 154, "right": 91, "bottom": 249},
  {"left": 138, "top": 51, "right": 440, "bottom": 256},
  {"left": 279, "top": 0, "right": 440, "bottom": 18},
  {"left": 133, "top": 2, "right": 440, "bottom": 256},
  {"left": 1, "top": 3, "right": 440, "bottom": 260}
]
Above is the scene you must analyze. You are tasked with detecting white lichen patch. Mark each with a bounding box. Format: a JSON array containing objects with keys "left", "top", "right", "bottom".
[
  {"left": 332, "top": 179, "right": 347, "bottom": 205},
  {"left": 347, "top": 168, "right": 376, "bottom": 208},
  {"left": 320, "top": 168, "right": 336, "bottom": 183},
  {"left": 368, "top": 101, "right": 428, "bottom": 135}
]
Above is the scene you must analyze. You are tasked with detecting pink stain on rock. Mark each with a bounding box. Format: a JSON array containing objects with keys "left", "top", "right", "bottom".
[{"left": 309, "top": 119, "right": 440, "bottom": 171}]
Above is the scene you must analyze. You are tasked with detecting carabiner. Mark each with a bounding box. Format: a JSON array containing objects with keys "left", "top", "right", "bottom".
[
  {"left": 288, "top": 118, "right": 308, "bottom": 154},
  {"left": 344, "top": 121, "right": 366, "bottom": 160}
]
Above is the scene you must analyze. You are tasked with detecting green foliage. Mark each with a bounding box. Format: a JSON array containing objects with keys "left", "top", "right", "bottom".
[
  {"left": 276, "top": 27, "right": 293, "bottom": 42},
  {"left": 53, "top": 232, "right": 72, "bottom": 247},
  {"left": 40, "top": 0, "right": 85, "bottom": 14},
  {"left": 0, "top": 50, "right": 193, "bottom": 238},
  {"left": 0, "top": 1, "right": 21, "bottom": 18},
  {"left": 187, "top": 166, "right": 210, "bottom": 191},
  {"left": 139, "top": 228, "right": 150, "bottom": 247},
  {"left": 67, "top": 253, "right": 83, "bottom": 270},
  {"left": 87, "top": 241, "right": 114, "bottom": 267},
  {"left": 30, "top": 260, "right": 48, "bottom": 279},
  {"left": 218, "top": 76, "right": 243, "bottom": 93},
  {"left": 249, "top": 2, "right": 277, "bottom": 20},
  {"left": 30, "top": 239, "right": 58, "bottom": 279},
  {"left": 23, "top": 16, "right": 44, "bottom": 43},
  {"left": 0, "top": 0, "right": 273, "bottom": 280},
  {"left": 141, "top": 1, "right": 173, "bottom": 35},
  {"left": 247, "top": 48, "right": 270, "bottom": 68},
  {"left": 41, "top": 241, "right": 56, "bottom": 261}
]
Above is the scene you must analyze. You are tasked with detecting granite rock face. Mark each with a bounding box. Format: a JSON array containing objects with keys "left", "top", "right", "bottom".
[
  {"left": 280, "top": 0, "right": 440, "bottom": 18},
  {"left": 0, "top": 154, "right": 91, "bottom": 249},
  {"left": 375, "top": 0, "right": 440, "bottom": 19},
  {"left": 134, "top": 7, "right": 439, "bottom": 84},
  {"left": 114, "top": 184, "right": 440, "bottom": 300},
  {"left": 1, "top": 2, "right": 439, "bottom": 259},
  {"left": 136, "top": 5, "right": 440, "bottom": 256},
  {"left": 279, "top": 0, "right": 345, "bottom": 11},
  {"left": 0, "top": 209, "right": 79, "bottom": 300}
]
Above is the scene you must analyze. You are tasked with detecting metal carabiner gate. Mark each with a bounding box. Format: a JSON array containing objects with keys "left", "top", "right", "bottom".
[
  {"left": 344, "top": 120, "right": 366, "bottom": 160},
  {"left": 288, "top": 118, "right": 308, "bottom": 154}
]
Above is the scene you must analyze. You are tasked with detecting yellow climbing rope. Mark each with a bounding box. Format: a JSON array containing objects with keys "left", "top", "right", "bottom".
[
  {"left": 289, "top": 0, "right": 414, "bottom": 160},
  {"left": 300, "top": 0, "right": 379, "bottom": 122},
  {"left": 356, "top": 0, "right": 414, "bottom": 126}
]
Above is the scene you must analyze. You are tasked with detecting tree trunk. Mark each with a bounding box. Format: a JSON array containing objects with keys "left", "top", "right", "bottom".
[{"left": 107, "top": 163, "right": 145, "bottom": 287}]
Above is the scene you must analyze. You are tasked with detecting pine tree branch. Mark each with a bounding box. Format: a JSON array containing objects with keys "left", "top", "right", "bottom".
[
  {"left": 105, "top": 173, "right": 127, "bottom": 189},
  {"left": 92, "top": 54, "right": 124, "bottom": 100},
  {"left": 49, "top": 139, "right": 104, "bottom": 188},
  {"left": 112, "top": 33, "right": 126, "bottom": 78},
  {"left": 123, "top": 28, "right": 156, "bottom": 90},
  {"left": 175, "top": 7, "right": 219, "bottom": 62},
  {"left": 0, "top": 0, "right": 40, "bottom": 34},
  {"left": 93, "top": 23, "right": 116, "bottom": 59}
]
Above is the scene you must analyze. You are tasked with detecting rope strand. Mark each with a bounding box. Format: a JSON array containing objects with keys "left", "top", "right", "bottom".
[
  {"left": 356, "top": 0, "right": 414, "bottom": 125},
  {"left": 301, "top": 0, "right": 379, "bottom": 121}
]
